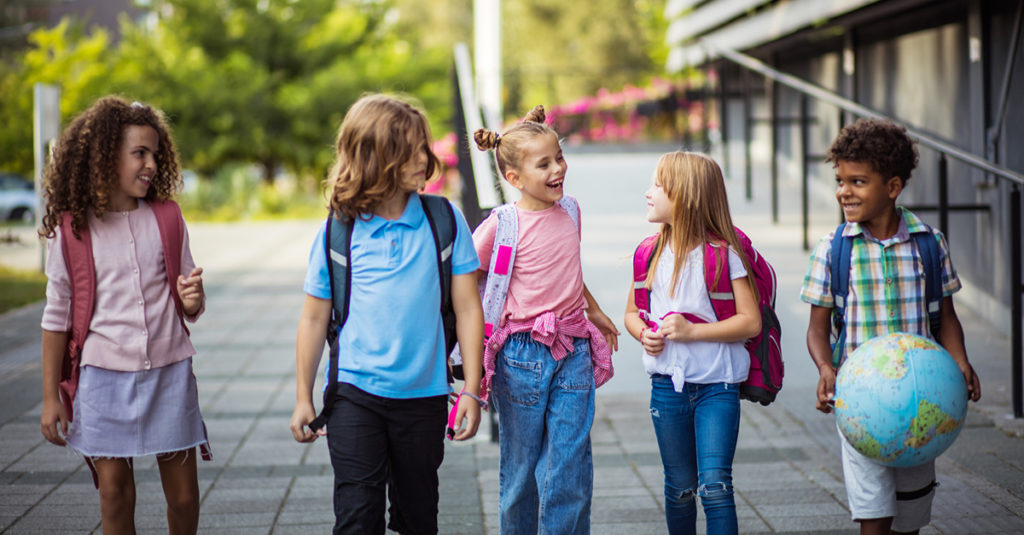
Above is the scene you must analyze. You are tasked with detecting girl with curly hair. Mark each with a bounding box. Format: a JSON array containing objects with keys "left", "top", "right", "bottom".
[{"left": 39, "top": 96, "right": 209, "bottom": 534}]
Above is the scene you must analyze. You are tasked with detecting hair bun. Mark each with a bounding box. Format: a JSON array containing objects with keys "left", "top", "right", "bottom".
[
  {"left": 473, "top": 128, "right": 499, "bottom": 151},
  {"left": 523, "top": 105, "right": 546, "bottom": 124}
]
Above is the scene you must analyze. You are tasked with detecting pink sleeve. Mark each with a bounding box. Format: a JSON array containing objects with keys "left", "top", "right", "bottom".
[
  {"left": 472, "top": 212, "right": 498, "bottom": 272},
  {"left": 41, "top": 228, "right": 72, "bottom": 332}
]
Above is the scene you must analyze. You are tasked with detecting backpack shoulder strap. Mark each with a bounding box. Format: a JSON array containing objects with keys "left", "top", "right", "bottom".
[
  {"left": 632, "top": 234, "right": 659, "bottom": 329},
  {"left": 58, "top": 213, "right": 94, "bottom": 421},
  {"left": 556, "top": 195, "right": 581, "bottom": 233},
  {"left": 480, "top": 203, "right": 518, "bottom": 337},
  {"left": 702, "top": 238, "right": 736, "bottom": 320},
  {"left": 829, "top": 223, "right": 853, "bottom": 366},
  {"left": 149, "top": 200, "right": 188, "bottom": 333},
  {"left": 911, "top": 226, "right": 943, "bottom": 339},
  {"left": 420, "top": 194, "right": 458, "bottom": 354}
]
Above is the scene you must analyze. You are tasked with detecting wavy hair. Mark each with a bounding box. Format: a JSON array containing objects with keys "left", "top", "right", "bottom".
[
  {"left": 40, "top": 96, "right": 182, "bottom": 239},
  {"left": 473, "top": 105, "right": 555, "bottom": 177},
  {"left": 326, "top": 94, "right": 441, "bottom": 221},
  {"left": 645, "top": 151, "right": 757, "bottom": 300}
]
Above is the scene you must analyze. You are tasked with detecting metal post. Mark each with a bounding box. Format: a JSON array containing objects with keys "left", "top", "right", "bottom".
[
  {"left": 743, "top": 69, "right": 753, "bottom": 201},
  {"left": 770, "top": 79, "right": 779, "bottom": 223},
  {"left": 1012, "top": 185, "right": 1022, "bottom": 418},
  {"left": 719, "top": 61, "right": 730, "bottom": 180},
  {"left": 938, "top": 154, "right": 949, "bottom": 235},
  {"left": 451, "top": 63, "right": 483, "bottom": 228},
  {"left": 801, "top": 94, "right": 810, "bottom": 251}
]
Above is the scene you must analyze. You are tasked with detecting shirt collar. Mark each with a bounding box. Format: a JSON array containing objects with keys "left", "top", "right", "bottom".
[
  {"left": 841, "top": 206, "right": 914, "bottom": 244},
  {"left": 362, "top": 192, "right": 425, "bottom": 235}
]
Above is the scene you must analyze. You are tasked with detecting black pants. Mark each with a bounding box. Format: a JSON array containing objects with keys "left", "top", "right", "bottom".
[{"left": 326, "top": 382, "right": 447, "bottom": 535}]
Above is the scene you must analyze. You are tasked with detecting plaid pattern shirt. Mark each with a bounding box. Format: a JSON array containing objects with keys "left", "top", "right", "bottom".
[{"left": 800, "top": 207, "right": 961, "bottom": 366}]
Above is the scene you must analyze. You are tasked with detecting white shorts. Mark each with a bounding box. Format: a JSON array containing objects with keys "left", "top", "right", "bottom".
[{"left": 837, "top": 425, "right": 936, "bottom": 532}]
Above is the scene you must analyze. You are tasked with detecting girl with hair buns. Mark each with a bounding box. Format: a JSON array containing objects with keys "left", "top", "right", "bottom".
[
  {"left": 472, "top": 105, "right": 619, "bottom": 534},
  {"left": 39, "top": 95, "right": 209, "bottom": 534}
]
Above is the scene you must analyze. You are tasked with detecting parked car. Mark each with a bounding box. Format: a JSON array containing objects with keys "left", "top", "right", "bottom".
[{"left": 0, "top": 173, "right": 38, "bottom": 223}]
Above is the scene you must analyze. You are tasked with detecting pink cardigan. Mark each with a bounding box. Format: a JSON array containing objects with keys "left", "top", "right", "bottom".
[{"left": 480, "top": 308, "right": 613, "bottom": 401}]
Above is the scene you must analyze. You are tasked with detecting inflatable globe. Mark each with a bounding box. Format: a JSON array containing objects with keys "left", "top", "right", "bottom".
[{"left": 834, "top": 332, "right": 968, "bottom": 468}]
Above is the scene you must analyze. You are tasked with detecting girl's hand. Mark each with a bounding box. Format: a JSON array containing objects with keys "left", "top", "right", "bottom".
[
  {"left": 289, "top": 400, "right": 324, "bottom": 443},
  {"left": 177, "top": 267, "right": 204, "bottom": 316},
  {"left": 40, "top": 398, "right": 69, "bottom": 446},
  {"left": 640, "top": 327, "right": 665, "bottom": 356},
  {"left": 587, "top": 309, "right": 620, "bottom": 352},
  {"left": 452, "top": 395, "right": 481, "bottom": 441},
  {"left": 658, "top": 313, "right": 696, "bottom": 342}
]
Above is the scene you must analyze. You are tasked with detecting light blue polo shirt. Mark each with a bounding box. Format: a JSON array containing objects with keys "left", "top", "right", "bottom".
[{"left": 303, "top": 194, "right": 479, "bottom": 399}]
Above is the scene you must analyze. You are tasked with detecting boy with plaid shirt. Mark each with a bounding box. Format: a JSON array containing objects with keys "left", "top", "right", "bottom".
[{"left": 801, "top": 118, "right": 981, "bottom": 535}]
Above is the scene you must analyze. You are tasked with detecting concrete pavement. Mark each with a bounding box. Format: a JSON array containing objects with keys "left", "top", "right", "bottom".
[{"left": 0, "top": 148, "right": 1023, "bottom": 533}]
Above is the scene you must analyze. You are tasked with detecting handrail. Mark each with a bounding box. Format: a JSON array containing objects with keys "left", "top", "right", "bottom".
[{"left": 704, "top": 41, "right": 1024, "bottom": 187}]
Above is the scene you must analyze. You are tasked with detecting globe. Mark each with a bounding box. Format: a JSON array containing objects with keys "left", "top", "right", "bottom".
[{"left": 834, "top": 332, "right": 968, "bottom": 468}]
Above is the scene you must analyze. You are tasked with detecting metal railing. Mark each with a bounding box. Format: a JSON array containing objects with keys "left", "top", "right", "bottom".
[{"left": 705, "top": 41, "right": 1024, "bottom": 418}]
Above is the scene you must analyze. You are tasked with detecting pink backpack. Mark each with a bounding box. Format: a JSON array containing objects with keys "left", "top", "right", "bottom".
[{"left": 632, "top": 228, "right": 784, "bottom": 405}]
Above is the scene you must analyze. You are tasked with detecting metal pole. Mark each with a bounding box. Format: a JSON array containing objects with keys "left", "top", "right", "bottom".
[
  {"left": 719, "top": 62, "right": 730, "bottom": 180},
  {"left": 743, "top": 69, "right": 752, "bottom": 201},
  {"left": 801, "top": 94, "right": 810, "bottom": 251},
  {"left": 1012, "top": 185, "right": 1022, "bottom": 418},
  {"left": 770, "top": 78, "right": 779, "bottom": 223},
  {"left": 938, "top": 154, "right": 949, "bottom": 235}
]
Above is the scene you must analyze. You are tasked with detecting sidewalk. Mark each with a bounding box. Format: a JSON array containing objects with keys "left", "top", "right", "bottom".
[{"left": 1, "top": 149, "right": 1023, "bottom": 534}]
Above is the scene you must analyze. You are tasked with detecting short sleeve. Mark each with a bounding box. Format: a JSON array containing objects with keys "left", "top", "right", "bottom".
[
  {"left": 933, "top": 229, "right": 961, "bottom": 297},
  {"left": 800, "top": 232, "right": 835, "bottom": 307},
  {"left": 450, "top": 204, "right": 481, "bottom": 275},
  {"left": 303, "top": 221, "right": 331, "bottom": 300},
  {"left": 41, "top": 228, "right": 72, "bottom": 332},
  {"left": 472, "top": 211, "right": 498, "bottom": 272},
  {"left": 727, "top": 248, "right": 748, "bottom": 280}
]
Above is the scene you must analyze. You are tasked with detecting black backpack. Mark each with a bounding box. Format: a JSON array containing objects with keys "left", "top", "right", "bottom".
[{"left": 308, "top": 194, "right": 457, "bottom": 432}]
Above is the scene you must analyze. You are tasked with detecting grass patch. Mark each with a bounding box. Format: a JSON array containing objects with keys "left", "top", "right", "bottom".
[{"left": 0, "top": 265, "right": 46, "bottom": 315}]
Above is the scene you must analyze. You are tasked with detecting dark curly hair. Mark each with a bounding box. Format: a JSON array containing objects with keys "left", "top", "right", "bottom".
[
  {"left": 40, "top": 96, "right": 182, "bottom": 239},
  {"left": 826, "top": 118, "right": 919, "bottom": 185},
  {"left": 326, "top": 94, "right": 440, "bottom": 221}
]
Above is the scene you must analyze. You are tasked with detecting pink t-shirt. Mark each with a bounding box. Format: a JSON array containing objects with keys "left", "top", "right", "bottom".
[
  {"left": 42, "top": 201, "right": 202, "bottom": 372},
  {"left": 473, "top": 202, "right": 586, "bottom": 326}
]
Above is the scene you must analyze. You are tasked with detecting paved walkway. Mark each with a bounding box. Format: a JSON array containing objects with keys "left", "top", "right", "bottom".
[{"left": 1, "top": 149, "right": 1023, "bottom": 534}]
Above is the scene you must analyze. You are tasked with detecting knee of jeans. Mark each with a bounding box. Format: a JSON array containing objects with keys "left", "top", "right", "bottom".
[
  {"left": 697, "top": 472, "right": 733, "bottom": 500},
  {"left": 665, "top": 482, "right": 696, "bottom": 505}
]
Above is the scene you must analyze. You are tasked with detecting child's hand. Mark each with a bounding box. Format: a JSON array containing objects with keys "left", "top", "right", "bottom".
[
  {"left": 587, "top": 309, "right": 620, "bottom": 352},
  {"left": 452, "top": 394, "right": 482, "bottom": 441},
  {"left": 40, "top": 398, "right": 69, "bottom": 446},
  {"left": 960, "top": 362, "right": 982, "bottom": 402},
  {"left": 289, "top": 401, "right": 325, "bottom": 443},
  {"left": 177, "top": 267, "right": 204, "bottom": 316},
  {"left": 641, "top": 327, "right": 665, "bottom": 356},
  {"left": 815, "top": 365, "right": 836, "bottom": 413},
  {"left": 658, "top": 313, "right": 696, "bottom": 342}
]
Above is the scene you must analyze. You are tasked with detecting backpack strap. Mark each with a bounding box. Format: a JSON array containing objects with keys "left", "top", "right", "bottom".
[
  {"left": 480, "top": 204, "right": 518, "bottom": 337},
  {"left": 58, "top": 215, "right": 94, "bottom": 423},
  {"left": 911, "top": 229, "right": 943, "bottom": 340},
  {"left": 420, "top": 194, "right": 457, "bottom": 355},
  {"left": 632, "top": 234, "right": 660, "bottom": 329},
  {"left": 150, "top": 200, "right": 189, "bottom": 334},
  {"left": 310, "top": 210, "right": 353, "bottom": 433},
  {"left": 557, "top": 195, "right": 580, "bottom": 233}
]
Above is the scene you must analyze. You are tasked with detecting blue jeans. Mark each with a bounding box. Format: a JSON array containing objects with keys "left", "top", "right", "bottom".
[
  {"left": 492, "top": 333, "right": 595, "bottom": 535},
  {"left": 650, "top": 376, "right": 741, "bottom": 535}
]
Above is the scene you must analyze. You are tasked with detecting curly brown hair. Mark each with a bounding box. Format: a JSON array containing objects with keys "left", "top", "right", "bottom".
[
  {"left": 474, "top": 105, "right": 555, "bottom": 177},
  {"left": 40, "top": 96, "right": 182, "bottom": 239},
  {"left": 326, "top": 94, "right": 441, "bottom": 221},
  {"left": 826, "top": 118, "right": 919, "bottom": 185}
]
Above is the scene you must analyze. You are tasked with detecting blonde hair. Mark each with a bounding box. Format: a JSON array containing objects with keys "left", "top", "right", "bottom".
[
  {"left": 473, "top": 105, "right": 555, "bottom": 177},
  {"left": 645, "top": 151, "right": 757, "bottom": 299},
  {"left": 326, "top": 94, "right": 440, "bottom": 221}
]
